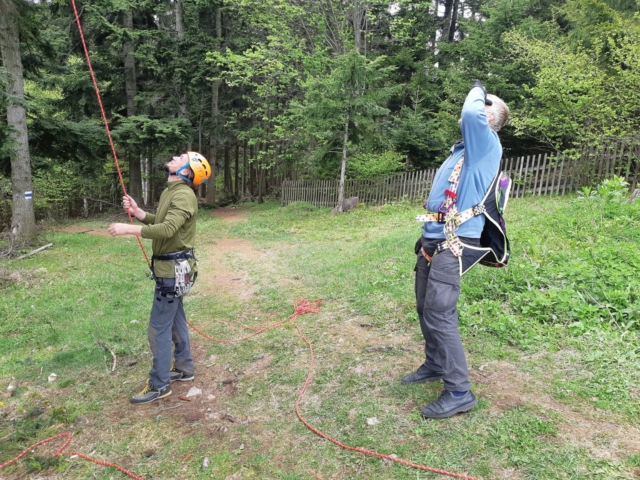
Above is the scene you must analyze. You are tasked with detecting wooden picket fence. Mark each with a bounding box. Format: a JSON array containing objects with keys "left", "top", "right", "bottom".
[{"left": 281, "top": 147, "right": 640, "bottom": 207}]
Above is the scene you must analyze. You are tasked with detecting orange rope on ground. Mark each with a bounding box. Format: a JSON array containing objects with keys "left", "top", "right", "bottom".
[
  {"left": 1, "top": 301, "right": 481, "bottom": 479},
  {"left": 0, "top": 433, "right": 144, "bottom": 480},
  {"left": 189, "top": 299, "right": 482, "bottom": 480}
]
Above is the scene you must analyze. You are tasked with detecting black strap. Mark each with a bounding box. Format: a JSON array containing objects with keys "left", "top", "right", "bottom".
[{"left": 152, "top": 249, "right": 195, "bottom": 261}]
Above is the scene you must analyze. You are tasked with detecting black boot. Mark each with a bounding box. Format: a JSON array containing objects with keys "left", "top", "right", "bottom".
[
  {"left": 421, "top": 390, "right": 477, "bottom": 418},
  {"left": 401, "top": 364, "right": 444, "bottom": 385}
]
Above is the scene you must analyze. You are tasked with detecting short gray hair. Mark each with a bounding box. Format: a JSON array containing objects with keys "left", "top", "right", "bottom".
[{"left": 487, "top": 94, "right": 509, "bottom": 132}]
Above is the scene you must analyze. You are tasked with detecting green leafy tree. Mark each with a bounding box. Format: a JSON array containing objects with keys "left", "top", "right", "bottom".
[{"left": 302, "top": 51, "right": 398, "bottom": 211}]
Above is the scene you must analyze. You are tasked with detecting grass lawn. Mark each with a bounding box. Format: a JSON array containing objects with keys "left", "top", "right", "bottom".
[{"left": 0, "top": 193, "right": 639, "bottom": 479}]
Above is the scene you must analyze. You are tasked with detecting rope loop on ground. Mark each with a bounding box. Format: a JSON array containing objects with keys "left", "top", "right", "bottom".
[
  {"left": 1, "top": 299, "right": 480, "bottom": 479},
  {"left": 0, "top": 432, "right": 144, "bottom": 479},
  {"left": 189, "top": 299, "right": 481, "bottom": 480}
]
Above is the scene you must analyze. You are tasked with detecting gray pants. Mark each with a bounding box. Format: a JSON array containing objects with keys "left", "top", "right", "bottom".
[
  {"left": 148, "top": 277, "right": 194, "bottom": 390},
  {"left": 415, "top": 237, "right": 478, "bottom": 392}
]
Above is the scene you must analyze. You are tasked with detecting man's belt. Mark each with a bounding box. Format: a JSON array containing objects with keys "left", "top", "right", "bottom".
[{"left": 152, "top": 249, "right": 195, "bottom": 261}]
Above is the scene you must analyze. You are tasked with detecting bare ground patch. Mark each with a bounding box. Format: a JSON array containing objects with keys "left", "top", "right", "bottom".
[
  {"left": 55, "top": 225, "right": 113, "bottom": 237},
  {"left": 471, "top": 360, "right": 640, "bottom": 460},
  {"left": 211, "top": 206, "right": 251, "bottom": 223},
  {"left": 195, "top": 237, "right": 264, "bottom": 302},
  {"left": 196, "top": 207, "right": 301, "bottom": 301}
]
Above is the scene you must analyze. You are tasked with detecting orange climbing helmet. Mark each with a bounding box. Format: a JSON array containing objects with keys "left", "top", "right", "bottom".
[{"left": 182, "top": 151, "right": 211, "bottom": 185}]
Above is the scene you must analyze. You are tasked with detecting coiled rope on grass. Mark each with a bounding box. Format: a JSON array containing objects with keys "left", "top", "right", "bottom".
[
  {"left": 0, "top": 433, "right": 144, "bottom": 480},
  {"left": 0, "top": 300, "right": 481, "bottom": 480},
  {"left": 189, "top": 299, "right": 481, "bottom": 480}
]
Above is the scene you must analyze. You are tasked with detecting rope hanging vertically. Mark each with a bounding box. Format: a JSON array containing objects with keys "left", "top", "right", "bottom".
[{"left": 70, "top": 0, "right": 150, "bottom": 267}]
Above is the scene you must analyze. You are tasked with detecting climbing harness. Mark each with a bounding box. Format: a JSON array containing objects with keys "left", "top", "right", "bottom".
[
  {"left": 416, "top": 156, "right": 511, "bottom": 275},
  {"left": 151, "top": 249, "right": 197, "bottom": 297}
]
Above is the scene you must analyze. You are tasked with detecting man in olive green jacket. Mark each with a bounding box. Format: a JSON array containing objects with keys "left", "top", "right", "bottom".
[{"left": 109, "top": 152, "right": 211, "bottom": 404}]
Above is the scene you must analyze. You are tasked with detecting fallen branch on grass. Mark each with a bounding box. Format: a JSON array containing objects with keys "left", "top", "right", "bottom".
[
  {"left": 97, "top": 341, "right": 117, "bottom": 372},
  {"left": 12, "top": 243, "right": 53, "bottom": 261}
]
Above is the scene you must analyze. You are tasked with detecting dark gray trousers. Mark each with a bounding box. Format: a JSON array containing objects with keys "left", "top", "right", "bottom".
[
  {"left": 148, "top": 277, "right": 194, "bottom": 390},
  {"left": 415, "top": 237, "right": 478, "bottom": 392}
]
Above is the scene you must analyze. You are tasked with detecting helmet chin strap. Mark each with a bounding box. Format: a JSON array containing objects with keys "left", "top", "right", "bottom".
[{"left": 170, "top": 161, "right": 193, "bottom": 183}]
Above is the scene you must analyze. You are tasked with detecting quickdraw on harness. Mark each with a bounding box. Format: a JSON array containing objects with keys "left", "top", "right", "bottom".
[
  {"left": 416, "top": 156, "right": 512, "bottom": 275},
  {"left": 152, "top": 249, "right": 197, "bottom": 297}
]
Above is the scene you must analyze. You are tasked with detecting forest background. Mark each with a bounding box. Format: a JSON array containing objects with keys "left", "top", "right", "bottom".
[{"left": 1, "top": 0, "right": 640, "bottom": 239}]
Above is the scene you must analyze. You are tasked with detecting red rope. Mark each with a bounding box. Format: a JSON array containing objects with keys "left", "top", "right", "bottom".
[
  {"left": 1, "top": 300, "right": 481, "bottom": 479},
  {"left": 70, "top": 0, "right": 150, "bottom": 267},
  {"left": 0, "top": 432, "right": 144, "bottom": 479},
  {"left": 190, "top": 299, "right": 482, "bottom": 480}
]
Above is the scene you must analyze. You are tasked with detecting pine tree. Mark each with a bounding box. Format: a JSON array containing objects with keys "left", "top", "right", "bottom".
[{"left": 0, "top": 0, "right": 36, "bottom": 243}]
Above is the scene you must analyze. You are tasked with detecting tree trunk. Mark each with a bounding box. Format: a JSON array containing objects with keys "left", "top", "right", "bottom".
[
  {"left": 223, "top": 143, "right": 231, "bottom": 193},
  {"left": 258, "top": 163, "right": 264, "bottom": 204},
  {"left": 249, "top": 143, "right": 255, "bottom": 197},
  {"left": 205, "top": 4, "right": 222, "bottom": 206},
  {"left": 353, "top": 0, "right": 366, "bottom": 55},
  {"left": 442, "top": 0, "right": 457, "bottom": 42},
  {"left": 149, "top": 143, "right": 154, "bottom": 204},
  {"left": 257, "top": 143, "right": 264, "bottom": 204},
  {"left": 206, "top": 80, "right": 219, "bottom": 205},
  {"left": 448, "top": 0, "right": 459, "bottom": 41},
  {"left": 141, "top": 154, "right": 147, "bottom": 205},
  {"left": 123, "top": 10, "right": 142, "bottom": 204},
  {"left": 242, "top": 139, "right": 247, "bottom": 196},
  {"left": 175, "top": 0, "right": 188, "bottom": 120},
  {"left": 336, "top": 113, "right": 349, "bottom": 213},
  {"left": 175, "top": 0, "right": 184, "bottom": 37},
  {"left": 0, "top": 0, "right": 36, "bottom": 243},
  {"left": 234, "top": 140, "right": 239, "bottom": 197}
]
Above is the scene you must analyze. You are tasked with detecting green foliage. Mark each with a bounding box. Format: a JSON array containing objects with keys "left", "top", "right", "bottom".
[
  {"left": 31, "top": 163, "right": 83, "bottom": 220},
  {"left": 2, "top": 0, "right": 640, "bottom": 227},
  {"left": 300, "top": 51, "right": 400, "bottom": 178},
  {"left": 578, "top": 175, "right": 630, "bottom": 203},
  {"left": 346, "top": 150, "right": 406, "bottom": 179}
]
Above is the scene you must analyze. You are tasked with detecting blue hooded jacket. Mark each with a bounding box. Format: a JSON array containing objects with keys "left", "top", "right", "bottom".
[{"left": 422, "top": 86, "right": 503, "bottom": 239}]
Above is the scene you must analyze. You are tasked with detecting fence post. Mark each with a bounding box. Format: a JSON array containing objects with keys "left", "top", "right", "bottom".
[
  {"left": 538, "top": 154, "right": 548, "bottom": 196},
  {"left": 531, "top": 154, "right": 541, "bottom": 196}
]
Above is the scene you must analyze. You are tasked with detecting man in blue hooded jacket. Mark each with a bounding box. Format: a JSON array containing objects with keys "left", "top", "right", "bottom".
[{"left": 402, "top": 81, "right": 509, "bottom": 419}]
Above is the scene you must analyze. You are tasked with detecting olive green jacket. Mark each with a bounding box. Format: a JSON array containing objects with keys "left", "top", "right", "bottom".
[{"left": 140, "top": 181, "right": 198, "bottom": 278}]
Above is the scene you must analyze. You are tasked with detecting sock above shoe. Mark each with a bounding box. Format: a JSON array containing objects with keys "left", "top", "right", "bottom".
[{"left": 451, "top": 390, "right": 468, "bottom": 398}]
